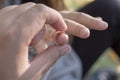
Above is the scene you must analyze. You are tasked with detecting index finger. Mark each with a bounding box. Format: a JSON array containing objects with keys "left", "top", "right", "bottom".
[
  {"left": 13, "top": 4, "right": 67, "bottom": 31},
  {"left": 11, "top": 3, "right": 68, "bottom": 45}
]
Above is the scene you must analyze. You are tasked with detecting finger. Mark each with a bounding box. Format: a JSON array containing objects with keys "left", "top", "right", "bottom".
[
  {"left": 30, "top": 25, "right": 69, "bottom": 55},
  {"left": 22, "top": 4, "right": 67, "bottom": 31},
  {"left": 20, "top": 44, "right": 71, "bottom": 80},
  {"left": 0, "top": 5, "right": 18, "bottom": 16},
  {"left": 12, "top": 4, "right": 67, "bottom": 45},
  {"left": 61, "top": 11, "right": 108, "bottom": 30},
  {"left": 5, "top": 3, "right": 67, "bottom": 31},
  {"left": 43, "top": 26, "right": 69, "bottom": 45},
  {"left": 34, "top": 39, "right": 48, "bottom": 54},
  {"left": 34, "top": 33, "right": 69, "bottom": 55},
  {"left": 34, "top": 31, "right": 69, "bottom": 54},
  {"left": 30, "top": 26, "right": 46, "bottom": 46},
  {"left": 65, "top": 19, "right": 90, "bottom": 38},
  {"left": 30, "top": 25, "right": 69, "bottom": 51},
  {"left": 55, "top": 32, "right": 69, "bottom": 45}
]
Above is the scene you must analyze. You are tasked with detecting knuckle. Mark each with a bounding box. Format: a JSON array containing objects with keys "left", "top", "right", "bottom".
[
  {"left": 77, "top": 12, "right": 84, "bottom": 17},
  {"left": 26, "top": 2, "right": 36, "bottom": 5},
  {"left": 64, "top": 19, "right": 71, "bottom": 25},
  {"left": 38, "top": 4, "right": 46, "bottom": 7},
  {"left": 35, "top": 4, "right": 47, "bottom": 11},
  {"left": 31, "top": 4, "right": 47, "bottom": 18}
]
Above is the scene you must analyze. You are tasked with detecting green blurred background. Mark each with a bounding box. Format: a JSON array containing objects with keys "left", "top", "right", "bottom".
[{"left": 64, "top": 0, "right": 94, "bottom": 11}]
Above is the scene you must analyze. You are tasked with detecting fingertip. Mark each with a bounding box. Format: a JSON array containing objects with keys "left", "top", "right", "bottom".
[
  {"left": 47, "top": 44, "right": 71, "bottom": 56},
  {"left": 96, "top": 19, "right": 108, "bottom": 30},
  {"left": 99, "top": 21, "right": 108, "bottom": 30},
  {"left": 60, "top": 44, "right": 71, "bottom": 56},
  {"left": 102, "top": 21, "right": 108, "bottom": 30},
  {"left": 56, "top": 33, "right": 69, "bottom": 45}
]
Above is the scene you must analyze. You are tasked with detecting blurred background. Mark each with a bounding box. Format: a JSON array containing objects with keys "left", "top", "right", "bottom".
[
  {"left": 64, "top": 0, "right": 94, "bottom": 11},
  {"left": 65, "top": 0, "right": 120, "bottom": 80}
]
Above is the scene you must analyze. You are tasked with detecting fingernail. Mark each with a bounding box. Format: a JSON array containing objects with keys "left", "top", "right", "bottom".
[
  {"left": 97, "top": 20, "right": 108, "bottom": 30},
  {"left": 60, "top": 44, "right": 71, "bottom": 56},
  {"left": 57, "top": 33, "right": 69, "bottom": 45},
  {"left": 96, "top": 17, "right": 103, "bottom": 20}
]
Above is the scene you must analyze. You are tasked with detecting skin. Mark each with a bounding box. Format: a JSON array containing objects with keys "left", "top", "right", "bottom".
[
  {"left": 0, "top": 2, "right": 70, "bottom": 80},
  {"left": 34, "top": 11, "right": 108, "bottom": 54},
  {"left": 0, "top": 2, "right": 108, "bottom": 80}
]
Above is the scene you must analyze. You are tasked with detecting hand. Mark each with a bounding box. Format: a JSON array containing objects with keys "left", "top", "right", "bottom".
[
  {"left": 60, "top": 11, "right": 108, "bottom": 38},
  {"left": 0, "top": 3, "right": 71, "bottom": 80},
  {"left": 29, "top": 7, "right": 108, "bottom": 80},
  {"left": 34, "top": 11, "right": 108, "bottom": 54}
]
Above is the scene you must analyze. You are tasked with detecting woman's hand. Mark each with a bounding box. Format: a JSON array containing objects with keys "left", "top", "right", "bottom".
[
  {"left": 34, "top": 11, "right": 108, "bottom": 54},
  {"left": 60, "top": 11, "right": 108, "bottom": 38}
]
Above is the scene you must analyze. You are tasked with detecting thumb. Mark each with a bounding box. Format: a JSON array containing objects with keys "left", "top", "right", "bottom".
[{"left": 20, "top": 44, "right": 71, "bottom": 80}]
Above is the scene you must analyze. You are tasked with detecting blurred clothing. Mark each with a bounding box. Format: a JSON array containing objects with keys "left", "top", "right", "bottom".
[
  {"left": 85, "top": 68, "right": 117, "bottom": 80},
  {"left": 42, "top": 49, "right": 82, "bottom": 80},
  {"left": 72, "top": 0, "right": 120, "bottom": 76}
]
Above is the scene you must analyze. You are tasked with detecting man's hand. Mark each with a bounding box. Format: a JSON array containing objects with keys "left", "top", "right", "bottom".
[
  {"left": 0, "top": 3, "right": 71, "bottom": 80},
  {"left": 0, "top": 2, "right": 108, "bottom": 80}
]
